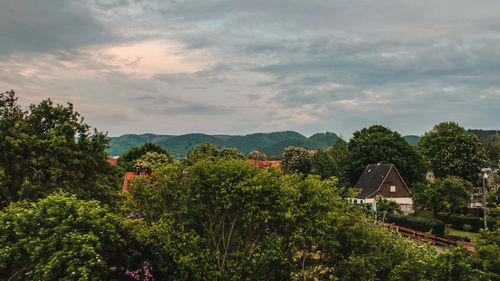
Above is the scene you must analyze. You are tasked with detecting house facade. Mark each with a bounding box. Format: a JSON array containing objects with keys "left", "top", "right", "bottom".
[{"left": 353, "top": 163, "right": 413, "bottom": 213}]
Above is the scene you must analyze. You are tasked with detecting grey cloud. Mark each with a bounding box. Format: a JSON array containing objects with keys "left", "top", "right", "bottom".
[
  {"left": 132, "top": 94, "right": 236, "bottom": 115},
  {"left": 0, "top": 0, "right": 118, "bottom": 55},
  {"left": 2, "top": 0, "right": 500, "bottom": 138}
]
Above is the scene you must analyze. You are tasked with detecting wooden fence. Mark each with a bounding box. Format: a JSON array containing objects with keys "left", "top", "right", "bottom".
[{"left": 372, "top": 220, "right": 476, "bottom": 253}]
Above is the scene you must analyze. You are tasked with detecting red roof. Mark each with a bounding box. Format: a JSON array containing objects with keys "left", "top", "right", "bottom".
[
  {"left": 248, "top": 159, "right": 281, "bottom": 168},
  {"left": 122, "top": 172, "right": 150, "bottom": 193},
  {"left": 107, "top": 158, "right": 117, "bottom": 165}
]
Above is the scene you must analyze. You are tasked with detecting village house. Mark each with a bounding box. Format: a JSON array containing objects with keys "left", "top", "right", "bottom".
[{"left": 353, "top": 163, "right": 413, "bottom": 214}]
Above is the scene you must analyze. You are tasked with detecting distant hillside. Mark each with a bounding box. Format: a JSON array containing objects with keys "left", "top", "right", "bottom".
[
  {"left": 108, "top": 131, "right": 338, "bottom": 157},
  {"left": 403, "top": 135, "right": 421, "bottom": 146}
]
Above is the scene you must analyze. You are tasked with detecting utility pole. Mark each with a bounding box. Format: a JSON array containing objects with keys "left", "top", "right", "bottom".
[{"left": 481, "top": 168, "right": 492, "bottom": 230}]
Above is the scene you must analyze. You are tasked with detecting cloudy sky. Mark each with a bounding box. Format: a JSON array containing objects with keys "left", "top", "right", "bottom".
[{"left": 1, "top": 0, "right": 499, "bottom": 138}]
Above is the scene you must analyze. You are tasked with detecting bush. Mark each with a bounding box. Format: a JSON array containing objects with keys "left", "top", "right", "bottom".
[
  {"left": 436, "top": 213, "right": 492, "bottom": 232},
  {"left": 387, "top": 214, "right": 445, "bottom": 236}
]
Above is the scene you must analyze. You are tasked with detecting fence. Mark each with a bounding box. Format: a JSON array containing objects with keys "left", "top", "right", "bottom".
[{"left": 372, "top": 220, "right": 476, "bottom": 253}]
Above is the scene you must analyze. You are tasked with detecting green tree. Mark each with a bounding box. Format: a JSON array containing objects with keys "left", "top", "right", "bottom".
[
  {"left": 411, "top": 176, "right": 473, "bottom": 216},
  {"left": 186, "top": 143, "right": 220, "bottom": 163},
  {"left": 117, "top": 142, "right": 172, "bottom": 172},
  {"left": 0, "top": 193, "right": 129, "bottom": 280},
  {"left": 0, "top": 91, "right": 118, "bottom": 207},
  {"left": 281, "top": 146, "right": 312, "bottom": 175},
  {"left": 346, "top": 125, "right": 426, "bottom": 186},
  {"left": 310, "top": 149, "right": 337, "bottom": 179},
  {"left": 247, "top": 151, "right": 267, "bottom": 161},
  {"left": 472, "top": 229, "right": 500, "bottom": 279},
  {"left": 124, "top": 158, "right": 290, "bottom": 279},
  {"left": 419, "top": 122, "right": 488, "bottom": 183},
  {"left": 0, "top": 91, "right": 31, "bottom": 207},
  {"left": 218, "top": 147, "right": 246, "bottom": 160},
  {"left": 329, "top": 137, "right": 350, "bottom": 187},
  {"left": 134, "top": 151, "right": 174, "bottom": 172},
  {"left": 375, "top": 195, "right": 402, "bottom": 216}
]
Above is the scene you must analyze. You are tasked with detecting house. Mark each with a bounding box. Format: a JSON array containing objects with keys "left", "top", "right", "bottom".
[
  {"left": 248, "top": 159, "right": 281, "bottom": 168},
  {"left": 122, "top": 168, "right": 150, "bottom": 193},
  {"left": 353, "top": 163, "right": 413, "bottom": 214}
]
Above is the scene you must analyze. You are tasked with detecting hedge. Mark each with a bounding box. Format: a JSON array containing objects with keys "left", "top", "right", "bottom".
[
  {"left": 386, "top": 214, "right": 445, "bottom": 236},
  {"left": 435, "top": 213, "right": 495, "bottom": 232}
]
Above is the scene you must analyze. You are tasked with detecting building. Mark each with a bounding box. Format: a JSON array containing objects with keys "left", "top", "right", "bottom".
[
  {"left": 248, "top": 159, "right": 281, "bottom": 168},
  {"left": 353, "top": 163, "right": 413, "bottom": 214}
]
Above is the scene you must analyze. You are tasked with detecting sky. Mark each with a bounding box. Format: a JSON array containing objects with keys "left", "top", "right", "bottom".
[{"left": 1, "top": 0, "right": 500, "bottom": 138}]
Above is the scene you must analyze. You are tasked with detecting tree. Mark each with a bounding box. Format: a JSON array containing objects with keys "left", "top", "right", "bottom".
[
  {"left": 411, "top": 176, "right": 473, "bottom": 216},
  {"left": 346, "top": 125, "right": 426, "bottom": 186},
  {"left": 186, "top": 143, "right": 219, "bottom": 163},
  {"left": 374, "top": 195, "right": 402, "bottom": 216},
  {"left": 419, "top": 122, "right": 488, "bottom": 183},
  {"left": 472, "top": 229, "right": 500, "bottom": 279},
  {"left": 218, "top": 147, "right": 246, "bottom": 160},
  {"left": 328, "top": 137, "right": 350, "bottom": 187},
  {"left": 0, "top": 91, "right": 118, "bottom": 207},
  {"left": 118, "top": 142, "right": 172, "bottom": 172},
  {"left": 247, "top": 151, "right": 267, "bottom": 161},
  {"left": 134, "top": 151, "right": 174, "bottom": 172},
  {"left": 124, "top": 158, "right": 291, "bottom": 279},
  {"left": 281, "top": 146, "right": 312, "bottom": 175},
  {"left": 0, "top": 91, "right": 31, "bottom": 207},
  {"left": 310, "top": 149, "right": 337, "bottom": 179},
  {"left": 123, "top": 157, "right": 493, "bottom": 280},
  {"left": 0, "top": 193, "right": 131, "bottom": 280}
]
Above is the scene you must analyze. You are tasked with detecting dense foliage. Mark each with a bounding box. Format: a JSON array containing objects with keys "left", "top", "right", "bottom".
[
  {"left": 1, "top": 92, "right": 499, "bottom": 280},
  {"left": 0, "top": 193, "right": 131, "bottom": 281},
  {"left": 117, "top": 142, "right": 172, "bottom": 172},
  {"left": 281, "top": 146, "right": 312, "bottom": 175},
  {"left": 247, "top": 150, "right": 267, "bottom": 160},
  {"left": 436, "top": 214, "right": 491, "bottom": 233},
  {"left": 346, "top": 125, "right": 426, "bottom": 186},
  {"left": 412, "top": 176, "right": 473, "bottom": 215},
  {"left": 0, "top": 91, "right": 120, "bottom": 208},
  {"left": 310, "top": 137, "right": 350, "bottom": 187},
  {"left": 468, "top": 129, "right": 500, "bottom": 166},
  {"left": 419, "top": 122, "right": 488, "bottom": 183},
  {"left": 134, "top": 151, "right": 174, "bottom": 172},
  {"left": 386, "top": 214, "right": 445, "bottom": 236}
]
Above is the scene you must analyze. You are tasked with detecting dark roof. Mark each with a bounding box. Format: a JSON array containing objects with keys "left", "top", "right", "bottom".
[{"left": 354, "top": 163, "right": 394, "bottom": 198}]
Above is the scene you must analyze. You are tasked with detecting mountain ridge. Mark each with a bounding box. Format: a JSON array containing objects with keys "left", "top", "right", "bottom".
[{"left": 108, "top": 131, "right": 339, "bottom": 157}]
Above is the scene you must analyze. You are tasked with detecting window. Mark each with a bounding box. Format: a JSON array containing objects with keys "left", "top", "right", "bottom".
[{"left": 390, "top": 185, "right": 396, "bottom": 192}]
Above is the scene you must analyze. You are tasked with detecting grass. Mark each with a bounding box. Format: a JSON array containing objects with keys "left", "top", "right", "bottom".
[{"left": 445, "top": 227, "right": 483, "bottom": 244}]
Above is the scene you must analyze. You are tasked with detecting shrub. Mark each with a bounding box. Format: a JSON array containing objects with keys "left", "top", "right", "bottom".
[
  {"left": 387, "top": 214, "right": 445, "bottom": 235},
  {"left": 435, "top": 213, "right": 492, "bottom": 232}
]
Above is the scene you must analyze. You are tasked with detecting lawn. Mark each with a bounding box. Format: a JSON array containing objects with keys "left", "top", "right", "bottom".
[{"left": 445, "top": 227, "right": 483, "bottom": 244}]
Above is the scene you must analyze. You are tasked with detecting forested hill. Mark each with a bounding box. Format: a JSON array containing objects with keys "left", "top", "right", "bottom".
[
  {"left": 403, "top": 135, "right": 421, "bottom": 146},
  {"left": 108, "top": 131, "right": 339, "bottom": 157}
]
